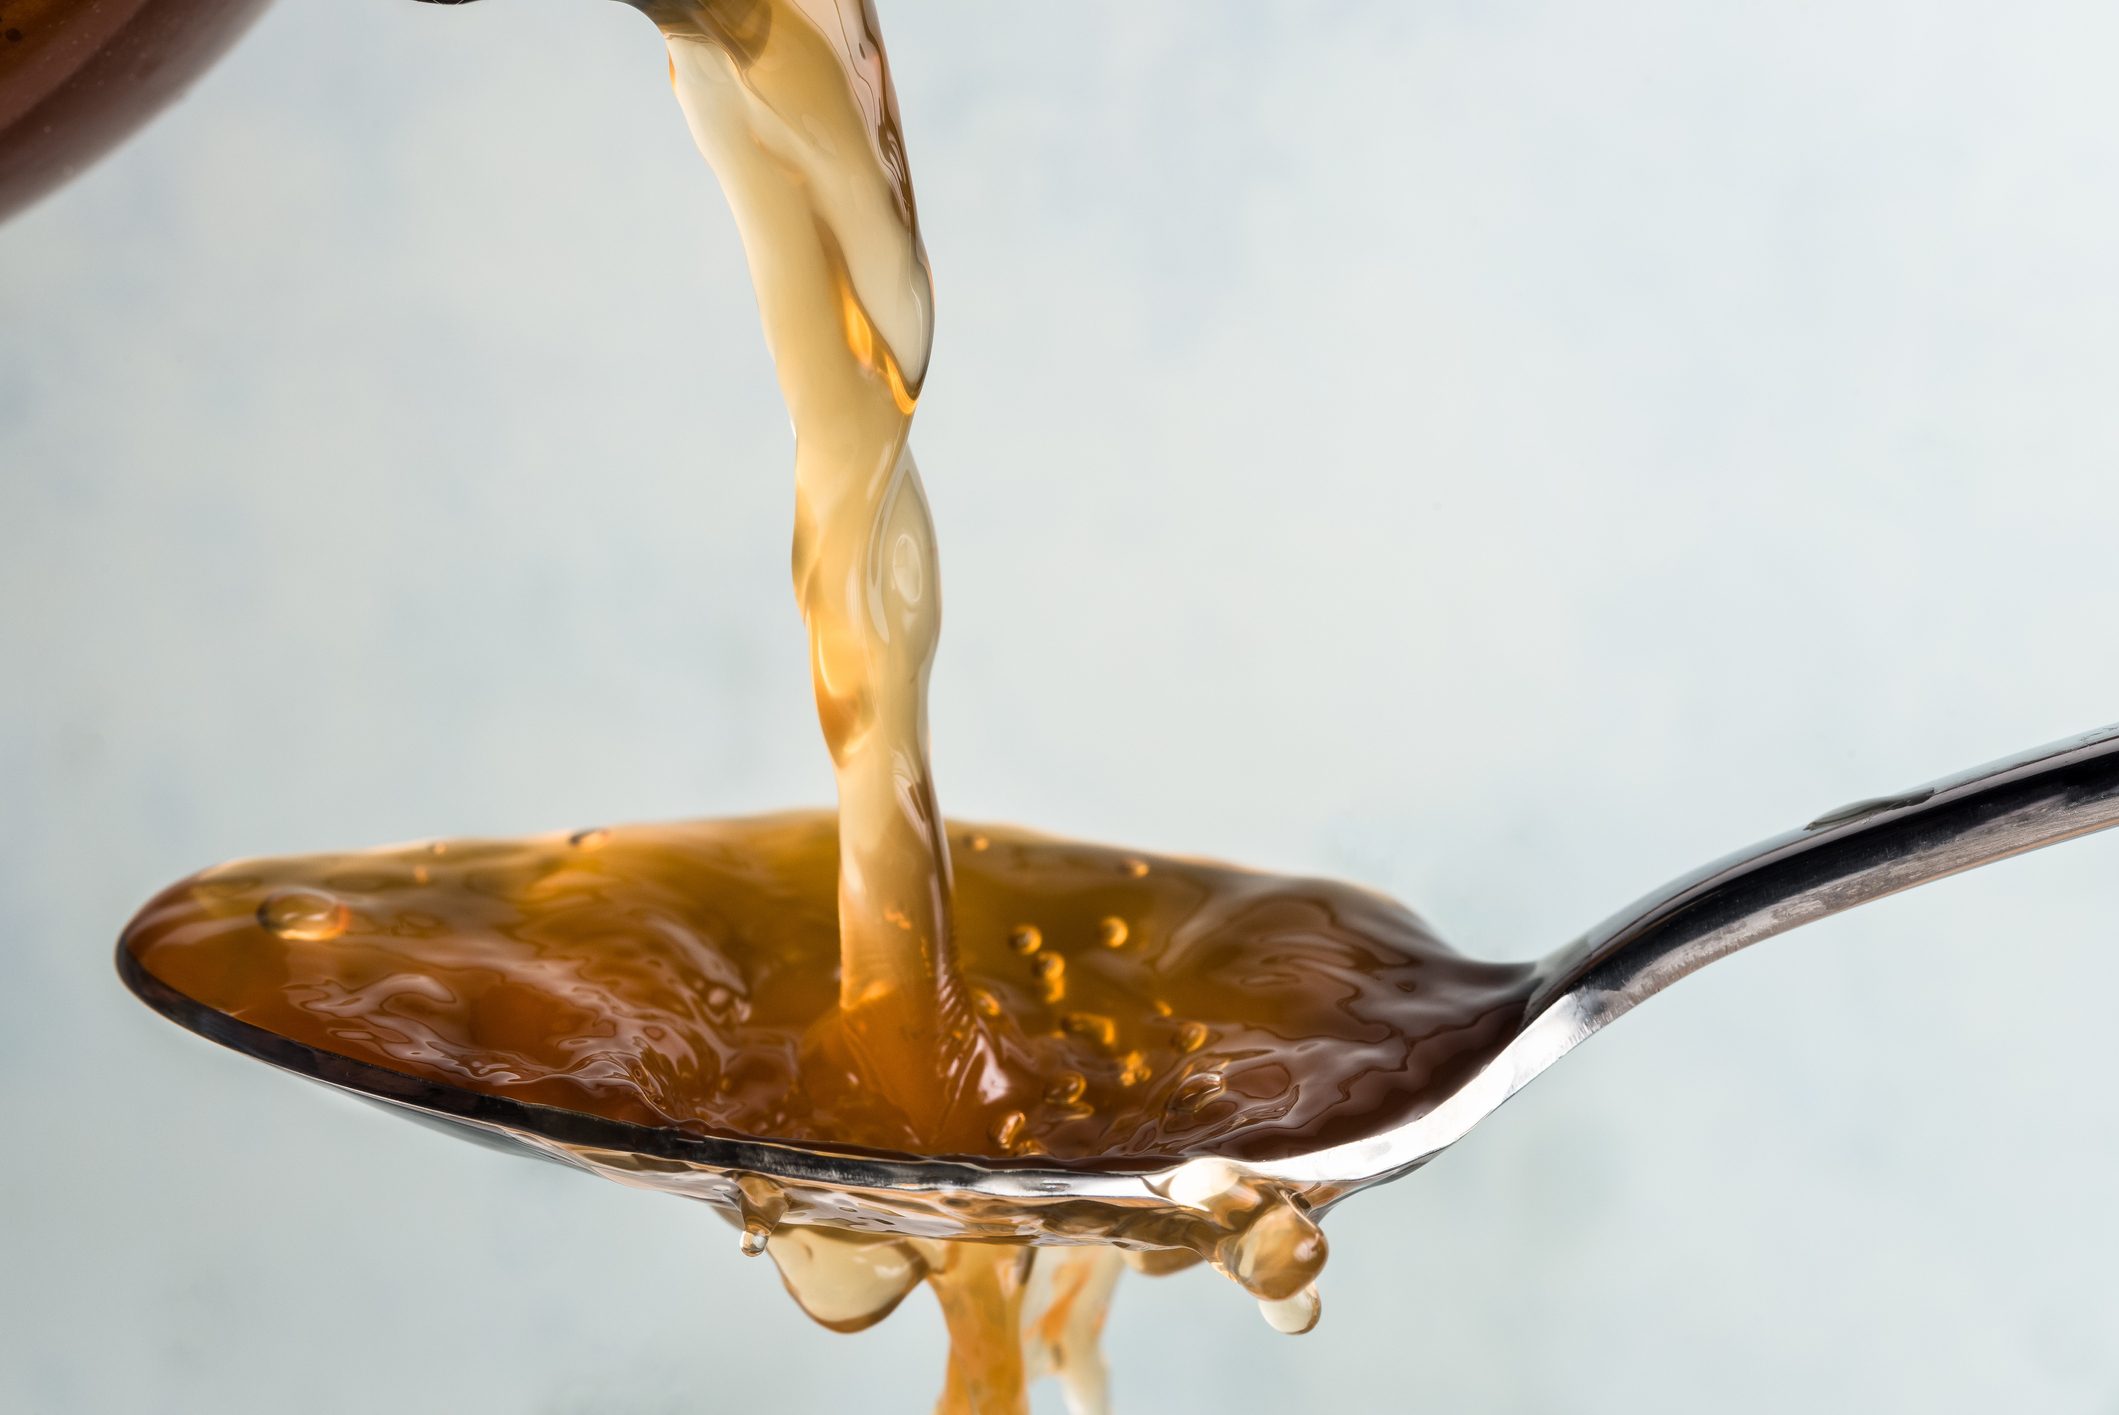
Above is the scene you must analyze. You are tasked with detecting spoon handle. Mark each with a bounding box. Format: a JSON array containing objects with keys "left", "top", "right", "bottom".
[{"left": 1530, "top": 722, "right": 2119, "bottom": 1024}]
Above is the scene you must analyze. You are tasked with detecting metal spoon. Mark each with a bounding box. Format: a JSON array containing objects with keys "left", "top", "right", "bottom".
[{"left": 117, "top": 722, "right": 2119, "bottom": 1244}]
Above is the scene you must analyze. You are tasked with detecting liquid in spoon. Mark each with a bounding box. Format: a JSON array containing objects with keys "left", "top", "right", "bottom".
[
  {"left": 124, "top": 816, "right": 1527, "bottom": 1409},
  {"left": 117, "top": 0, "right": 1523, "bottom": 1407}
]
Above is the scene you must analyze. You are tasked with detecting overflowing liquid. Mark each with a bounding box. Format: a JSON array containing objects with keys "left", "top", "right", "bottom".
[{"left": 117, "top": 0, "right": 1505, "bottom": 1409}]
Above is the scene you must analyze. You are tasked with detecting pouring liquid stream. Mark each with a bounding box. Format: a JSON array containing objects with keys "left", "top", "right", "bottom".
[
  {"left": 638, "top": 14, "right": 1384, "bottom": 1400},
  {"left": 122, "top": 0, "right": 1528, "bottom": 1409},
  {"left": 121, "top": 1, "right": 2119, "bottom": 1406},
  {"left": 651, "top": 0, "right": 998, "bottom": 1149},
  {"left": 107, "top": 3, "right": 2119, "bottom": 1381}
]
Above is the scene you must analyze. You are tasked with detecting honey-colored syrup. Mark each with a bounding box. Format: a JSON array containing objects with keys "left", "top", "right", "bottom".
[
  {"left": 645, "top": 0, "right": 989, "bottom": 1148},
  {"left": 122, "top": 816, "right": 1528, "bottom": 1411},
  {"left": 118, "top": 1, "right": 1520, "bottom": 1408},
  {"left": 123, "top": 816, "right": 1530, "bottom": 1166}
]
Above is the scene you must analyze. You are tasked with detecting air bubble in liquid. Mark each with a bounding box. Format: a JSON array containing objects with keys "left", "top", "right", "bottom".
[
  {"left": 1033, "top": 952, "right": 1066, "bottom": 1002},
  {"left": 256, "top": 889, "right": 350, "bottom": 942}
]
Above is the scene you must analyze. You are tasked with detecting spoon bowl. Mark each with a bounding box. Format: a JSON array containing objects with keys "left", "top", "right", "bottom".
[{"left": 117, "top": 723, "right": 2119, "bottom": 1245}]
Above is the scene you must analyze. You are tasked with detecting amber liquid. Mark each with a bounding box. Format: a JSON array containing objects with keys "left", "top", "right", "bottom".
[
  {"left": 120, "top": 1, "right": 1525, "bottom": 1409},
  {"left": 124, "top": 816, "right": 1530, "bottom": 1166},
  {"left": 647, "top": 0, "right": 992, "bottom": 1150},
  {"left": 123, "top": 817, "right": 1529, "bottom": 1411}
]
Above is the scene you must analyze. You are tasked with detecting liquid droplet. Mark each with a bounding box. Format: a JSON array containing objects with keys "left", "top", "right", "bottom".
[
  {"left": 970, "top": 987, "right": 1001, "bottom": 1017},
  {"left": 1259, "top": 1284, "right": 1321, "bottom": 1335},
  {"left": 1097, "top": 916, "right": 1129, "bottom": 948},
  {"left": 1220, "top": 1195, "right": 1328, "bottom": 1301},
  {"left": 568, "top": 827, "right": 611, "bottom": 850},
  {"left": 1122, "top": 857, "right": 1150, "bottom": 878},
  {"left": 1175, "top": 1020, "right": 1209, "bottom": 1054},
  {"left": 765, "top": 1227, "right": 930, "bottom": 1334},
  {"left": 733, "top": 1174, "right": 787, "bottom": 1258},
  {"left": 1008, "top": 924, "right": 1043, "bottom": 955},
  {"left": 966, "top": 833, "right": 990, "bottom": 852},
  {"left": 256, "top": 889, "right": 350, "bottom": 942}
]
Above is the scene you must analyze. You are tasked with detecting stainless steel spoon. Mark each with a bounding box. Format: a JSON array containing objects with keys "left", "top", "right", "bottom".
[{"left": 117, "top": 721, "right": 2119, "bottom": 1244}]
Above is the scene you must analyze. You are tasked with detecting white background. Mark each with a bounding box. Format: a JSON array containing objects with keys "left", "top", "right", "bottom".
[{"left": 6, "top": 1, "right": 2119, "bottom": 1410}]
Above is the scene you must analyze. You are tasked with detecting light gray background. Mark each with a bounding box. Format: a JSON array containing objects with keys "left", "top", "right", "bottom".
[{"left": 6, "top": 1, "right": 2119, "bottom": 1410}]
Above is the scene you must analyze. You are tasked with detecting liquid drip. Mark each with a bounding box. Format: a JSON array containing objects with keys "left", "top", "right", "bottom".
[
  {"left": 754, "top": 1227, "right": 1152, "bottom": 1414},
  {"left": 733, "top": 1173, "right": 788, "bottom": 1256},
  {"left": 740, "top": 1189, "right": 1335, "bottom": 1411}
]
